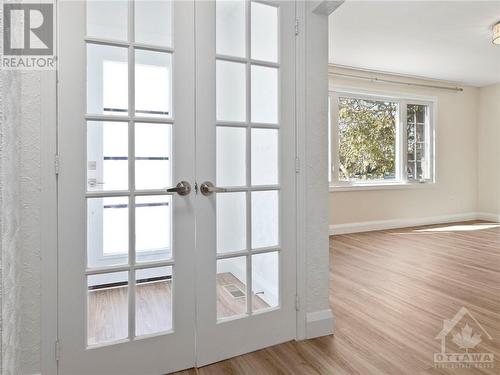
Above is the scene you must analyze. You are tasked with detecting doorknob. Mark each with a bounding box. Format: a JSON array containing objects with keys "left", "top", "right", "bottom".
[
  {"left": 166, "top": 181, "right": 191, "bottom": 196},
  {"left": 200, "top": 181, "right": 227, "bottom": 196}
]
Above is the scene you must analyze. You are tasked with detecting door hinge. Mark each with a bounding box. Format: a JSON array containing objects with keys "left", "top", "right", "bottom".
[
  {"left": 295, "top": 294, "right": 300, "bottom": 311},
  {"left": 295, "top": 18, "right": 299, "bottom": 36},
  {"left": 295, "top": 157, "right": 300, "bottom": 174},
  {"left": 54, "top": 154, "right": 60, "bottom": 176},
  {"left": 55, "top": 340, "right": 60, "bottom": 361}
]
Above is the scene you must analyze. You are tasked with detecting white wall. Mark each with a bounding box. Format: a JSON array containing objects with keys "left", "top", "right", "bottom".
[
  {"left": 1, "top": 70, "right": 23, "bottom": 375},
  {"left": 1, "top": 71, "right": 43, "bottom": 375},
  {"left": 477, "top": 83, "right": 500, "bottom": 217},
  {"left": 329, "top": 67, "right": 480, "bottom": 227},
  {"left": 301, "top": 1, "right": 333, "bottom": 338}
]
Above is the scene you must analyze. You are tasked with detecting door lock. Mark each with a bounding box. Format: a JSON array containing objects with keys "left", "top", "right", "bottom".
[
  {"left": 166, "top": 181, "right": 192, "bottom": 196},
  {"left": 200, "top": 181, "right": 228, "bottom": 196}
]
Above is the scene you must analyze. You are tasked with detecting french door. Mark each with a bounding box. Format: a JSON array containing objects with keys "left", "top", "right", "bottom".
[{"left": 58, "top": 1, "right": 296, "bottom": 374}]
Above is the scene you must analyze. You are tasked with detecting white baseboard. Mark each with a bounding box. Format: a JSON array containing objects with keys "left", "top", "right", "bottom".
[
  {"left": 306, "top": 309, "right": 335, "bottom": 339},
  {"left": 477, "top": 212, "right": 500, "bottom": 222},
  {"left": 329, "top": 212, "right": 493, "bottom": 235}
]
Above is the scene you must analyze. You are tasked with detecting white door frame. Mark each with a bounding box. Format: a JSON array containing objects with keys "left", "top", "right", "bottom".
[
  {"left": 40, "top": 69, "right": 59, "bottom": 375},
  {"left": 294, "top": 0, "right": 307, "bottom": 341},
  {"left": 38, "top": 0, "right": 331, "bottom": 372}
]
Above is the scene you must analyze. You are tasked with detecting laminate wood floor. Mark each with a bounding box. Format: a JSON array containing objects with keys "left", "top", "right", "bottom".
[
  {"left": 88, "top": 273, "right": 268, "bottom": 344},
  {"left": 176, "top": 221, "right": 500, "bottom": 375}
]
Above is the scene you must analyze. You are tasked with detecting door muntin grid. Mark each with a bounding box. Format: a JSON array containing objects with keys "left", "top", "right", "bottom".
[
  {"left": 215, "top": 0, "right": 281, "bottom": 322},
  {"left": 85, "top": 0, "right": 176, "bottom": 346}
]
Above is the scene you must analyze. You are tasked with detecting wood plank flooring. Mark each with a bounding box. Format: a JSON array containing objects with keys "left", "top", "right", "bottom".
[
  {"left": 88, "top": 280, "right": 173, "bottom": 344},
  {"left": 217, "top": 272, "right": 269, "bottom": 318},
  {"left": 88, "top": 273, "right": 268, "bottom": 344},
  {"left": 176, "top": 221, "right": 500, "bottom": 374}
]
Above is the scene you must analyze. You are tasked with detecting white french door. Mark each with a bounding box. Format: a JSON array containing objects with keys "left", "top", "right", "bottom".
[
  {"left": 57, "top": 1, "right": 296, "bottom": 374},
  {"left": 195, "top": 0, "right": 296, "bottom": 365}
]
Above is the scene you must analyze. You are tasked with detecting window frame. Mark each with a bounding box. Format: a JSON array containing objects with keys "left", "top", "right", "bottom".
[{"left": 329, "top": 86, "right": 436, "bottom": 191}]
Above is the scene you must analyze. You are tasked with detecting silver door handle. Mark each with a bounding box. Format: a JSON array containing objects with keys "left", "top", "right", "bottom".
[
  {"left": 166, "top": 181, "right": 191, "bottom": 196},
  {"left": 200, "top": 181, "right": 227, "bottom": 196}
]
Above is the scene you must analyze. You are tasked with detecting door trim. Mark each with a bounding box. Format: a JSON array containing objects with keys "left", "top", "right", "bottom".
[
  {"left": 294, "top": 0, "right": 307, "bottom": 341},
  {"left": 40, "top": 70, "right": 59, "bottom": 374}
]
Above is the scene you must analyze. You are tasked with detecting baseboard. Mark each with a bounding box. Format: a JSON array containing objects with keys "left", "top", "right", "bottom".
[
  {"left": 477, "top": 212, "right": 500, "bottom": 222},
  {"left": 306, "top": 309, "right": 335, "bottom": 339},
  {"left": 329, "top": 212, "right": 484, "bottom": 235}
]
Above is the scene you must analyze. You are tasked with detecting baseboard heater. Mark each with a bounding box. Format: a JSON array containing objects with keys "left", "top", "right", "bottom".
[{"left": 88, "top": 275, "right": 172, "bottom": 291}]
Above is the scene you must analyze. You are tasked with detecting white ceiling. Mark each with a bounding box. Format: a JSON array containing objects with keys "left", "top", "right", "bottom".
[{"left": 329, "top": 1, "right": 500, "bottom": 87}]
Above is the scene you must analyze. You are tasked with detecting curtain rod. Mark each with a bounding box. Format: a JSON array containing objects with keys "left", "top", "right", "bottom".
[{"left": 330, "top": 72, "right": 464, "bottom": 92}]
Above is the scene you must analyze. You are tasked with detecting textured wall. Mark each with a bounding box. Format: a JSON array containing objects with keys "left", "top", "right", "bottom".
[
  {"left": 1, "top": 70, "right": 22, "bottom": 375},
  {"left": 305, "top": 2, "right": 330, "bottom": 314},
  {"left": 1, "top": 71, "right": 43, "bottom": 375},
  {"left": 19, "top": 72, "right": 42, "bottom": 375}
]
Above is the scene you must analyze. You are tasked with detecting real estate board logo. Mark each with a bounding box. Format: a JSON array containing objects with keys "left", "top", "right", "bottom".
[
  {"left": 434, "top": 307, "right": 494, "bottom": 369},
  {"left": 2, "top": 2, "right": 56, "bottom": 69}
]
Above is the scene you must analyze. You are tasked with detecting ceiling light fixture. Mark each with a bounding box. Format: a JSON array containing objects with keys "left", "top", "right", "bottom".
[{"left": 494, "top": 22, "right": 500, "bottom": 45}]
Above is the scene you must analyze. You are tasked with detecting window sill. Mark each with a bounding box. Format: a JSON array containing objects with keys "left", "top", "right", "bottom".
[{"left": 329, "top": 181, "right": 435, "bottom": 192}]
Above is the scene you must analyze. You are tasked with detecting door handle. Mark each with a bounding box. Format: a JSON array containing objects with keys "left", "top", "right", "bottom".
[
  {"left": 200, "top": 181, "right": 227, "bottom": 196},
  {"left": 166, "top": 181, "right": 191, "bottom": 196}
]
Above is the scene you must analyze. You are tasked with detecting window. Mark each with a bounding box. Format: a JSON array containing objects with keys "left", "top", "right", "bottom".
[{"left": 330, "top": 90, "right": 435, "bottom": 189}]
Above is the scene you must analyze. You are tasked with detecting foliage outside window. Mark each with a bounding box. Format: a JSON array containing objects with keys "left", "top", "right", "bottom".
[{"left": 330, "top": 91, "right": 434, "bottom": 188}]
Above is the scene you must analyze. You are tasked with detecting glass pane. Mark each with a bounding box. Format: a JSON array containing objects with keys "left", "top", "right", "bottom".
[
  {"left": 407, "top": 104, "right": 429, "bottom": 181},
  {"left": 135, "top": 196, "right": 172, "bottom": 262},
  {"left": 416, "top": 143, "right": 424, "bottom": 160},
  {"left": 217, "top": 127, "right": 246, "bottom": 187},
  {"left": 416, "top": 161, "right": 423, "bottom": 179},
  {"left": 87, "top": 0, "right": 128, "bottom": 41},
  {"left": 88, "top": 271, "right": 128, "bottom": 345},
  {"left": 216, "top": 0, "right": 246, "bottom": 58},
  {"left": 251, "top": 190, "right": 278, "bottom": 249},
  {"left": 135, "top": 123, "right": 172, "bottom": 190},
  {"left": 251, "top": 2, "right": 278, "bottom": 63},
  {"left": 87, "top": 44, "right": 128, "bottom": 116},
  {"left": 416, "top": 107, "right": 425, "bottom": 123},
  {"left": 217, "top": 257, "right": 247, "bottom": 319},
  {"left": 217, "top": 192, "right": 246, "bottom": 253},
  {"left": 407, "top": 161, "right": 416, "bottom": 180},
  {"left": 87, "top": 197, "right": 129, "bottom": 268},
  {"left": 135, "top": 50, "right": 172, "bottom": 118},
  {"left": 87, "top": 121, "right": 128, "bottom": 192},
  {"left": 251, "top": 65, "right": 278, "bottom": 124},
  {"left": 136, "top": 266, "right": 173, "bottom": 336},
  {"left": 416, "top": 124, "right": 425, "bottom": 142},
  {"left": 217, "top": 60, "right": 246, "bottom": 122},
  {"left": 252, "top": 251, "right": 279, "bottom": 312},
  {"left": 135, "top": 0, "right": 172, "bottom": 47},
  {"left": 251, "top": 128, "right": 278, "bottom": 185},
  {"left": 338, "top": 97, "right": 397, "bottom": 181}
]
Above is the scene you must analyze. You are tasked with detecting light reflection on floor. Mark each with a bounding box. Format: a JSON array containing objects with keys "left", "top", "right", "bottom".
[{"left": 415, "top": 223, "right": 500, "bottom": 233}]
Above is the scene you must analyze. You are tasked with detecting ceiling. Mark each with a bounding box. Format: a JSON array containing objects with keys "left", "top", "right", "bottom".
[{"left": 329, "top": 1, "right": 500, "bottom": 87}]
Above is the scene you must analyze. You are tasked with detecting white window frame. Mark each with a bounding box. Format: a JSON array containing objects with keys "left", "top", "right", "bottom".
[{"left": 329, "top": 86, "right": 436, "bottom": 191}]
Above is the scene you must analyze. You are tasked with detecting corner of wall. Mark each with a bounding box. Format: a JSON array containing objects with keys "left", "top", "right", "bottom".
[
  {"left": 301, "top": 0, "right": 332, "bottom": 338},
  {"left": 306, "top": 309, "right": 335, "bottom": 339}
]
